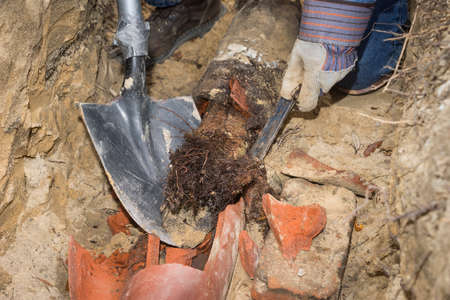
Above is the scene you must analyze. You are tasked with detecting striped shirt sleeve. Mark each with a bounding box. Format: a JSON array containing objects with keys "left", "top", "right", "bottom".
[
  {"left": 321, "top": 44, "right": 358, "bottom": 71},
  {"left": 299, "top": 0, "right": 375, "bottom": 47}
]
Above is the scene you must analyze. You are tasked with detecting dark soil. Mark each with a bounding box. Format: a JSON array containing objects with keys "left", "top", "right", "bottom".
[{"left": 163, "top": 131, "right": 265, "bottom": 216}]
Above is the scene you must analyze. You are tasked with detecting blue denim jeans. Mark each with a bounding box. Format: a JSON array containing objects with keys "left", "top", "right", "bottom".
[
  {"left": 337, "top": 0, "right": 409, "bottom": 91},
  {"left": 145, "top": 0, "right": 181, "bottom": 8}
]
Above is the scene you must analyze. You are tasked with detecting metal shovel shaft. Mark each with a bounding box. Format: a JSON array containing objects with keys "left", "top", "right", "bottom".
[
  {"left": 115, "top": 0, "right": 149, "bottom": 60},
  {"left": 117, "top": 0, "right": 145, "bottom": 24}
]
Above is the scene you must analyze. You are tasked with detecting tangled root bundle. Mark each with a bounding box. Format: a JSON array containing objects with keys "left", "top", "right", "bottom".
[{"left": 163, "top": 131, "right": 263, "bottom": 216}]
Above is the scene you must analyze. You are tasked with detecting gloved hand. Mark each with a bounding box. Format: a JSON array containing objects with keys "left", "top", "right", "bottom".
[{"left": 280, "top": 0, "right": 375, "bottom": 112}]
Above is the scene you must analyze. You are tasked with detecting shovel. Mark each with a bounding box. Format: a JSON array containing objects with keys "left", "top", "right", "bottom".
[{"left": 80, "top": 0, "right": 200, "bottom": 245}]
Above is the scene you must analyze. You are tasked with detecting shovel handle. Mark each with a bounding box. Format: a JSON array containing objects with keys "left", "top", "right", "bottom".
[
  {"left": 115, "top": 0, "right": 150, "bottom": 97},
  {"left": 117, "top": 0, "right": 145, "bottom": 24},
  {"left": 115, "top": 0, "right": 149, "bottom": 60},
  {"left": 123, "top": 56, "right": 147, "bottom": 97}
]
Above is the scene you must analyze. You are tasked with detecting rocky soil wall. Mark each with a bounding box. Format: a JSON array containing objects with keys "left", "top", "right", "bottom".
[
  {"left": 0, "top": 0, "right": 122, "bottom": 298},
  {"left": 0, "top": 0, "right": 448, "bottom": 299},
  {"left": 391, "top": 1, "right": 449, "bottom": 298}
]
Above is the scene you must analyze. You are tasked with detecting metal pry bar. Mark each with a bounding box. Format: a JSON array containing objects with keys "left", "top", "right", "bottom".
[{"left": 249, "top": 97, "right": 295, "bottom": 160}]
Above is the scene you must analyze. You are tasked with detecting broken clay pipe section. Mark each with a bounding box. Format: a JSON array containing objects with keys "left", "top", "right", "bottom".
[
  {"left": 69, "top": 200, "right": 244, "bottom": 300},
  {"left": 282, "top": 149, "right": 378, "bottom": 197},
  {"left": 262, "top": 194, "right": 326, "bottom": 261},
  {"left": 122, "top": 199, "right": 244, "bottom": 300},
  {"left": 68, "top": 234, "right": 159, "bottom": 300}
]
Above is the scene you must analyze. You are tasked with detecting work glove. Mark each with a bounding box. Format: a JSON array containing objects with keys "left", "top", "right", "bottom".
[{"left": 280, "top": 0, "right": 375, "bottom": 112}]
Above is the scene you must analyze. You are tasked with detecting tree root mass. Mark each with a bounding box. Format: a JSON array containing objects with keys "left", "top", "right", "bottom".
[{"left": 164, "top": 131, "right": 264, "bottom": 216}]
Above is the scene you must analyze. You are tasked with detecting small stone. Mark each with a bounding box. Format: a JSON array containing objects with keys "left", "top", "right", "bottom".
[
  {"left": 297, "top": 268, "right": 305, "bottom": 277},
  {"left": 282, "top": 149, "right": 376, "bottom": 196}
]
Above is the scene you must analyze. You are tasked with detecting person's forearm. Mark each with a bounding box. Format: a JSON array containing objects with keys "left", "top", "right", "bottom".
[{"left": 281, "top": 0, "right": 377, "bottom": 111}]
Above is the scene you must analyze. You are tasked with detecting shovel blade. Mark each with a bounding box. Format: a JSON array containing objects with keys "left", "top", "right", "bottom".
[{"left": 80, "top": 95, "right": 200, "bottom": 245}]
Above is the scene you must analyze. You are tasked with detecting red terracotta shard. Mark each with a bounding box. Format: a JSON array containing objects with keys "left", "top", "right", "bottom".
[
  {"left": 68, "top": 234, "right": 152, "bottom": 300},
  {"left": 282, "top": 149, "right": 377, "bottom": 196},
  {"left": 196, "top": 99, "right": 210, "bottom": 116},
  {"left": 127, "top": 235, "right": 150, "bottom": 274},
  {"left": 255, "top": 182, "right": 356, "bottom": 299},
  {"left": 229, "top": 78, "right": 250, "bottom": 117},
  {"left": 165, "top": 247, "right": 198, "bottom": 266},
  {"left": 146, "top": 229, "right": 214, "bottom": 267},
  {"left": 238, "top": 230, "right": 259, "bottom": 279},
  {"left": 107, "top": 209, "right": 132, "bottom": 235},
  {"left": 163, "top": 231, "right": 214, "bottom": 266},
  {"left": 203, "top": 199, "right": 245, "bottom": 299},
  {"left": 196, "top": 231, "right": 214, "bottom": 254},
  {"left": 146, "top": 234, "right": 160, "bottom": 266},
  {"left": 68, "top": 237, "right": 131, "bottom": 300},
  {"left": 262, "top": 194, "right": 326, "bottom": 260}
]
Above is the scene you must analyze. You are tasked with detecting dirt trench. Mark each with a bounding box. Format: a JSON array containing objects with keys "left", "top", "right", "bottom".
[{"left": 0, "top": 0, "right": 448, "bottom": 299}]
